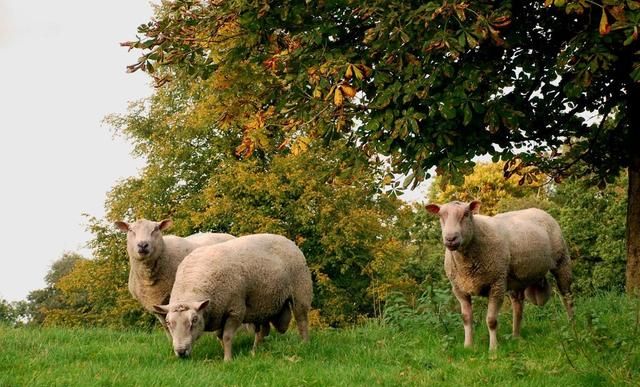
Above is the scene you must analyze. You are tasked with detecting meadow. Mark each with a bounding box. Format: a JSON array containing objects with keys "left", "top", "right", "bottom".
[{"left": 1, "top": 293, "right": 638, "bottom": 386}]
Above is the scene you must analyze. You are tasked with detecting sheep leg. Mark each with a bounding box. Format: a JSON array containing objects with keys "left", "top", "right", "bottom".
[
  {"left": 252, "top": 323, "right": 270, "bottom": 355},
  {"left": 292, "top": 302, "right": 310, "bottom": 342},
  {"left": 487, "top": 288, "right": 504, "bottom": 352},
  {"left": 452, "top": 286, "right": 473, "bottom": 348},
  {"left": 509, "top": 290, "right": 524, "bottom": 338},
  {"left": 552, "top": 258, "right": 574, "bottom": 319},
  {"left": 221, "top": 318, "right": 242, "bottom": 362}
]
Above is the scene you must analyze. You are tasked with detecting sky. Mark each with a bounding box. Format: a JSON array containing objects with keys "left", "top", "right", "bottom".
[{"left": 0, "top": 1, "right": 155, "bottom": 301}]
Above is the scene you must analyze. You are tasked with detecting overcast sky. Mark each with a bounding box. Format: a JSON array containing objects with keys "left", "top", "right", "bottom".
[{"left": 0, "top": 1, "right": 154, "bottom": 301}]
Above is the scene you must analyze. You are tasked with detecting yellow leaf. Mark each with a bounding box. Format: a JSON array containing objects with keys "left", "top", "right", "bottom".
[
  {"left": 599, "top": 9, "right": 611, "bottom": 36},
  {"left": 334, "top": 88, "right": 344, "bottom": 106},
  {"left": 345, "top": 64, "right": 353, "bottom": 79},
  {"left": 340, "top": 84, "right": 357, "bottom": 98},
  {"left": 353, "top": 65, "right": 364, "bottom": 80},
  {"left": 324, "top": 85, "right": 336, "bottom": 101},
  {"left": 291, "top": 136, "right": 311, "bottom": 156}
]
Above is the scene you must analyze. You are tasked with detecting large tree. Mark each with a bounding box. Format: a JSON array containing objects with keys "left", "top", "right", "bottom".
[
  {"left": 59, "top": 75, "right": 417, "bottom": 327},
  {"left": 122, "top": 0, "right": 640, "bottom": 291}
]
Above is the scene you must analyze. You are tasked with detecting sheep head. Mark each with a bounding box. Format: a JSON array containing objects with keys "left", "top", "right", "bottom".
[
  {"left": 114, "top": 219, "right": 173, "bottom": 261},
  {"left": 153, "top": 300, "right": 209, "bottom": 358},
  {"left": 426, "top": 200, "right": 480, "bottom": 251}
]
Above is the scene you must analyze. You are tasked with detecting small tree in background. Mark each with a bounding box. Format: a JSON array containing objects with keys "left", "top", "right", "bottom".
[
  {"left": 24, "top": 252, "right": 85, "bottom": 326},
  {"left": 553, "top": 174, "right": 628, "bottom": 294}
]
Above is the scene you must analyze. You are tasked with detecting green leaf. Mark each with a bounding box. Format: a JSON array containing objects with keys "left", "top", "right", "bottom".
[
  {"left": 463, "top": 104, "right": 473, "bottom": 126},
  {"left": 402, "top": 172, "right": 415, "bottom": 189},
  {"left": 458, "top": 33, "right": 466, "bottom": 48},
  {"left": 439, "top": 103, "right": 456, "bottom": 120},
  {"left": 466, "top": 33, "right": 478, "bottom": 48}
]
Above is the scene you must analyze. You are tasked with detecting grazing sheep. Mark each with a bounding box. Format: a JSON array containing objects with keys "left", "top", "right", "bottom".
[
  {"left": 153, "top": 233, "right": 313, "bottom": 361},
  {"left": 114, "top": 218, "right": 235, "bottom": 328},
  {"left": 425, "top": 200, "right": 574, "bottom": 352}
]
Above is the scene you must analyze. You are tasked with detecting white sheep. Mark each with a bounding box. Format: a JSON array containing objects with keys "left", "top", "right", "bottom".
[
  {"left": 153, "top": 233, "right": 313, "bottom": 361},
  {"left": 425, "top": 200, "right": 574, "bottom": 352},
  {"left": 114, "top": 218, "right": 235, "bottom": 328}
]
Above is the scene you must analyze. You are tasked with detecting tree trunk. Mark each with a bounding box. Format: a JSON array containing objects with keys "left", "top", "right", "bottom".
[
  {"left": 626, "top": 85, "right": 640, "bottom": 294},
  {"left": 626, "top": 155, "right": 640, "bottom": 294}
]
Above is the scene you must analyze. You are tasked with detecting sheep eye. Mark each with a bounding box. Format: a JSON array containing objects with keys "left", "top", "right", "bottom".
[{"left": 191, "top": 316, "right": 198, "bottom": 324}]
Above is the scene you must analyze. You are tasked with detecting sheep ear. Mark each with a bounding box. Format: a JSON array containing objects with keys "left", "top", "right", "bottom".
[
  {"left": 114, "top": 221, "right": 130, "bottom": 232},
  {"left": 469, "top": 200, "right": 481, "bottom": 214},
  {"left": 157, "top": 219, "right": 173, "bottom": 232},
  {"left": 153, "top": 304, "right": 169, "bottom": 316},
  {"left": 425, "top": 204, "right": 441, "bottom": 215},
  {"left": 194, "top": 300, "right": 209, "bottom": 312}
]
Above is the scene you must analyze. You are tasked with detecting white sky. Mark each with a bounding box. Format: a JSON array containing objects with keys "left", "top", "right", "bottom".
[{"left": 0, "top": 1, "right": 154, "bottom": 301}]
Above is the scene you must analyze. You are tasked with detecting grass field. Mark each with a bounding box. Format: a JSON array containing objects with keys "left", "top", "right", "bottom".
[{"left": 1, "top": 293, "right": 639, "bottom": 386}]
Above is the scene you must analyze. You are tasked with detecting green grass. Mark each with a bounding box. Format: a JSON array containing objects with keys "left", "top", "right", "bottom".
[{"left": 1, "top": 293, "right": 639, "bottom": 386}]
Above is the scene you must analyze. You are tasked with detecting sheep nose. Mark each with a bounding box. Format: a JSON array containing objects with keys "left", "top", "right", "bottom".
[
  {"left": 175, "top": 348, "right": 188, "bottom": 358},
  {"left": 137, "top": 242, "right": 150, "bottom": 253},
  {"left": 444, "top": 235, "right": 461, "bottom": 250}
]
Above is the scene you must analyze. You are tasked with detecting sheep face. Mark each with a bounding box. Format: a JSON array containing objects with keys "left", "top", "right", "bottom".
[
  {"left": 114, "top": 219, "right": 173, "bottom": 260},
  {"left": 153, "top": 300, "right": 209, "bottom": 358},
  {"left": 426, "top": 201, "right": 480, "bottom": 251}
]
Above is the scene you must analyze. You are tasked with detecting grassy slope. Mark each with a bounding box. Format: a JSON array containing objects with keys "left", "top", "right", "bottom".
[{"left": 1, "top": 293, "right": 639, "bottom": 387}]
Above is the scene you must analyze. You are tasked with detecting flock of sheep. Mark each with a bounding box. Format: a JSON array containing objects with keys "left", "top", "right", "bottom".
[
  {"left": 115, "top": 200, "right": 573, "bottom": 361},
  {"left": 114, "top": 219, "right": 312, "bottom": 361}
]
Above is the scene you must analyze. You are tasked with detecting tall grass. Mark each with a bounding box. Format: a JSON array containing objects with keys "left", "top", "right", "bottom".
[{"left": 1, "top": 293, "right": 638, "bottom": 386}]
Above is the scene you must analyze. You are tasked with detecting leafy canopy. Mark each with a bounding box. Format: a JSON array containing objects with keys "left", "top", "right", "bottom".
[{"left": 123, "top": 0, "right": 640, "bottom": 187}]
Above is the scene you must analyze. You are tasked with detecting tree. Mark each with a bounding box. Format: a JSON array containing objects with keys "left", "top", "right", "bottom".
[
  {"left": 23, "top": 251, "right": 85, "bottom": 325},
  {"left": 0, "top": 298, "right": 25, "bottom": 325},
  {"left": 191, "top": 145, "right": 414, "bottom": 325},
  {"left": 122, "top": 1, "right": 640, "bottom": 292},
  {"left": 552, "top": 173, "right": 628, "bottom": 294},
  {"left": 72, "top": 75, "right": 419, "bottom": 327},
  {"left": 429, "top": 162, "right": 548, "bottom": 215}
]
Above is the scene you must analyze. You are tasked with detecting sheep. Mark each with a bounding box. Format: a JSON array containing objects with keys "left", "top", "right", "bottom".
[
  {"left": 114, "top": 218, "right": 235, "bottom": 328},
  {"left": 425, "top": 200, "right": 574, "bottom": 352},
  {"left": 153, "top": 233, "right": 313, "bottom": 361}
]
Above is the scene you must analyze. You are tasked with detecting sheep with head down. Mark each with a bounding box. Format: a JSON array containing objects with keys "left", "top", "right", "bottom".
[
  {"left": 114, "top": 218, "right": 235, "bottom": 328},
  {"left": 425, "top": 200, "right": 574, "bottom": 352},
  {"left": 153, "top": 233, "right": 313, "bottom": 361}
]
